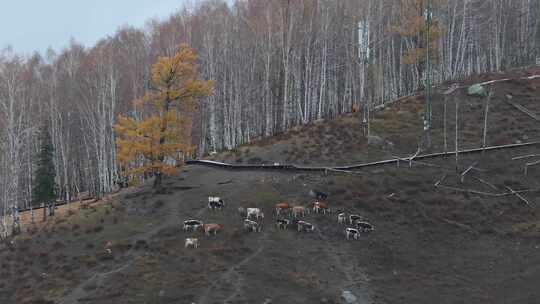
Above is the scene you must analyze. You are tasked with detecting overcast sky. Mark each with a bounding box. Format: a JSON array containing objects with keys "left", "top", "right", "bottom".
[{"left": 0, "top": 0, "right": 189, "bottom": 55}]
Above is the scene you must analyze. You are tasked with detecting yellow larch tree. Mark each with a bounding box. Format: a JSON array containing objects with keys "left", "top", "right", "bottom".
[
  {"left": 393, "top": 0, "right": 441, "bottom": 88},
  {"left": 115, "top": 44, "right": 214, "bottom": 189}
]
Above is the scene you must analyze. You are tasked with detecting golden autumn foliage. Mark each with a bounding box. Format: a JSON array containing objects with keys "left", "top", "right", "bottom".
[
  {"left": 114, "top": 44, "right": 214, "bottom": 188},
  {"left": 393, "top": 0, "right": 442, "bottom": 66}
]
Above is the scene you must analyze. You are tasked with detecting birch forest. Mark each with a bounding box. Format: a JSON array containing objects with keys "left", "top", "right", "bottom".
[{"left": 0, "top": 0, "right": 539, "bottom": 221}]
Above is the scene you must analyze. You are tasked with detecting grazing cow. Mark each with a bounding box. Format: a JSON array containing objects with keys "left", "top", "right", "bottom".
[
  {"left": 105, "top": 241, "right": 113, "bottom": 254},
  {"left": 183, "top": 219, "right": 204, "bottom": 232},
  {"left": 312, "top": 201, "right": 329, "bottom": 214},
  {"left": 275, "top": 202, "right": 290, "bottom": 216},
  {"left": 208, "top": 197, "right": 225, "bottom": 210},
  {"left": 238, "top": 207, "right": 247, "bottom": 218},
  {"left": 246, "top": 208, "right": 264, "bottom": 220},
  {"left": 337, "top": 213, "right": 347, "bottom": 224},
  {"left": 309, "top": 189, "right": 328, "bottom": 200},
  {"left": 203, "top": 223, "right": 224, "bottom": 236},
  {"left": 275, "top": 219, "right": 290, "bottom": 230},
  {"left": 185, "top": 238, "right": 199, "bottom": 248},
  {"left": 297, "top": 220, "right": 315, "bottom": 232},
  {"left": 244, "top": 219, "right": 262, "bottom": 232},
  {"left": 292, "top": 206, "right": 308, "bottom": 218},
  {"left": 349, "top": 214, "right": 364, "bottom": 225},
  {"left": 355, "top": 221, "right": 375, "bottom": 233},
  {"left": 345, "top": 228, "right": 360, "bottom": 240}
]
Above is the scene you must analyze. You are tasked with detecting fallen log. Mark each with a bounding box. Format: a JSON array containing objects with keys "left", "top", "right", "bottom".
[
  {"left": 524, "top": 159, "right": 540, "bottom": 175},
  {"left": 472, "top": 176, "right": 498, "bottom": 191},
  {"left": 505, "top": 186, "right": 534, "bottom": 208},
  {"left": 505, "top": 99, "right": 540, "bottom": 122},
  {"left": 435, "top": 184, "right": 501, "bottom": 197},
  {"left": 436, "top": 182, "right": 539, "bottom": 198},
  {"left": 442, "top": 218, "right": 478, "bottom": 235},
  {"left": 512, "top": 154, "right": 540, "bottom": 160},
  {"left": 188, "top": 141, "right": 540, "bottom": 172},
  {"left": 460, "top": 161, "right": 478, "bottom": 183}
]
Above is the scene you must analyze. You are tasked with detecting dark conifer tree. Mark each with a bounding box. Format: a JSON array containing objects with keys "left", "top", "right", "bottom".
[{"left": 32, "top": 125, "right": 56, "bottom": 221}]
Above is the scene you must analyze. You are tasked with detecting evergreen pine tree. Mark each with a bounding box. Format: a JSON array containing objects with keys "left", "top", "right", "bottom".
[{"left": 32, "top": 125, "right": 56, "bottom": 221}]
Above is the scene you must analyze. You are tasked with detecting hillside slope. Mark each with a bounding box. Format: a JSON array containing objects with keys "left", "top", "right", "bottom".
[
  {"left": 2, "top": 68, "right": 540, "bottom": 304},
  {"left": 210, "top": 66, "right": 540, "bottom": 167}
]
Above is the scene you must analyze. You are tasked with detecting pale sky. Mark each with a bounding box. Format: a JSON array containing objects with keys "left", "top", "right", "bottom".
[{"left": 0, "top": 0, "right": 191, "bottom": 55}]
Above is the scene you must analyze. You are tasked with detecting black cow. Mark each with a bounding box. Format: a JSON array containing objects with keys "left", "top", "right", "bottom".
[{"left": 309, "top": 189, "right": 328, "bottom": 200}]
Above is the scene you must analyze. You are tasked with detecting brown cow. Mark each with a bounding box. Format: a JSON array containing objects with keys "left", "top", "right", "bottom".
[
  {"left": 312, "top": 201, "right": 329, "bottom": 214},
  {"left": 292, "top": 206, "right": 308, "bottom": 218},
  {"left": 275, "top": 202, "right": 290, "bottom": 216},
  {"left": 203, "top": 223, "right": 224, "bottom": 236}
]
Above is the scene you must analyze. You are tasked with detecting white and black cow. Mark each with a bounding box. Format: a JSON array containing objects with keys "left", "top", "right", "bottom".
[
  {"left": 246, "top": 208, "right": 264, "bottom": 220},
  {"left": 244, "top": 219, "right": 262, "bottom": 232},
  {"left": 355, "top": 221, "right": 375, "bottom": 233},
  {"left": 183, "top": 219, "right": 204, "bottom": 232},
  {"left": 275, "top": 219, "right": 290, "bottom": 230},
  {"left": 185, "top": 238, "right": 199, "bottom": 248},
  {"left": 208, "top": 196, "right": 225, "bottom": 210},
  {"left": 349, "top": 214, "right": 364, "bottom": 225},
  {"left": 345, "top": 228, "right": 360, "bottom": 240},
  {"left": 297, "top": 220, "right": 315, "bottom": 232},
  {"left": 337, "top": 213, "right": 347, "bottom": 225}
]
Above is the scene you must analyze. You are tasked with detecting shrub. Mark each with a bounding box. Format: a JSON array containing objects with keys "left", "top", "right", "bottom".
[
  {"left": 249, "top": 157, "right": 263, "bottom": 163},
  {"left": 96, "top": 251, "right": 114, "bottom": 261},
  {"left": 80, "top": 255, "right": 98, "bottom": 267},
  {"left": 153, "top": 200, "right": 165, "bottom": 209},
  {"left": 115, "top": 240, "right": 132, "bottom": 251},
  {"left": 134, "top": 239, "right": 149, "bottom": 250},
  {"left": 38, "top": 251, "right": 49, "bottom": 259},
  {"left": 52, "top": 241, "right": 65, "bottom": 250},
  {"left": 82, "top": 282, "right": 98, "bottom": 291}
]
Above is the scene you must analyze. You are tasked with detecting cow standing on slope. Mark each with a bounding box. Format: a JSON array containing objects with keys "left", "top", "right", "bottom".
[
  {"left": 274, "top": 202, "right": 290, "bottom": 217},
  {"left": 355, "top": 221, "right": 375, "bottom": 233},
  {"left": 203, "top": 223, "right": 224, "bottom": 236},
  {"left": 292, "top": 206, "right": 309, "bottom": 218},
  {"left": 183, "top": 219, "right": 204, "bottom": 232},
  {"left": 297, "top": 220, "right": 315, "bottom": 232},
  {"left": 246, "top": 208, "right": 264, "bottom": 220},
  {"left": 337, "top": 213, "right": 347, "bottom": 224},
  {"left": 345, "top": 228, "right": 360, "bottom": 240},
  {"left": 275, "top": 219, "right": 290, "bottom": 230},
  {"left": 312, "top": 201, "right": 329, "bottom": 214},
  {"left": 208, "top": 197, "right": 225, "bottom": 211},
  {"left": 185, "top": 238, "right": 199, "bottom": 248},
  {"left": 244, "top": 219, "right": 262, "bottom": 232}
]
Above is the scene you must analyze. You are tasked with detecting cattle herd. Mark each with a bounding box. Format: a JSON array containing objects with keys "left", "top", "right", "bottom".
[{"left": 183, "top": 190, "right": 375, "bottom": 249}]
